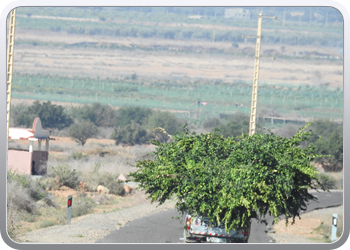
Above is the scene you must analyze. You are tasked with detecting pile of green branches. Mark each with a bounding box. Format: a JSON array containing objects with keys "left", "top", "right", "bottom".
[{"left": 130, "top": 123, "right": 325, "bottom": 232}]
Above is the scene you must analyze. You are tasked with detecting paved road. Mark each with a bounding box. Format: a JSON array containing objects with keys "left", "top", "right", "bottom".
[{"left": 96, "top": 191, "right": 343, "bottom": 243}]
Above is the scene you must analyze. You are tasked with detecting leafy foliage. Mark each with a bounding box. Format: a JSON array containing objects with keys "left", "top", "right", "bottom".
[
  {"left": 115, "top": 106, "right": 153, "bottom": 127},
  {"left": 147, "top": 111, "right": 184, "bottom": 142},
  {"left": 14, "top": 100, "right": 73, "bottom": 129},
  {"left": 202, "top": 117, "right": 221, "bottom": 129},
  {"left": 69, "top": 102, "right": 117, "bottom": 127},
  {"left": 214, "top": 113, "right": 250, "bottom": 137},
  {"left": 52, "top": 164, "right": 80, "bottom": 189},
  {"left": 111, "top": 121, "right": 153, "bottom": 146},
  {"left": 307, "top": 120, "right": 343, "bottom": 172},
  {"left": 67, "top": 121, "right": 99, "bottom": 146},
  {"left": 130, "top": 123, "right": 325, "bottom": 232}
]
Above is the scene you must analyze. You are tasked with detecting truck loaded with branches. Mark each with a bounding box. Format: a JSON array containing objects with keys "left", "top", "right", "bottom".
[{"left": 129, "top": 123, "right": 326, "bottom": 243}]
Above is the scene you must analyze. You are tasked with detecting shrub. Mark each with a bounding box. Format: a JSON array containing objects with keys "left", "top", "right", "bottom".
[
  {"left": 214, "top": 112, "right": 249, "bottom": 138},
  {"left": 40, "top": 177, "right": 60, "bottom": 191},
  {"left": 14, "top": 100, "right": 73, "bottom": 129},
  {"left": 111, "top": 121, "right": 153, "bottom": 146},
  {"left": 95, "top": 172, "right": 125, "bottom": 196},
  {"left": 83, "top": 169, "right": 125, "bottom": 196},
  {"left": 69, "top": 102, "right": 117, "bottom": 127},
  {"left": 71, "top": 152, "right": 87, "bottom": 161},
  {"left": 308, "top": 120, "right": 343, "bottom": 172},
  {"left": 71, "top": 197, "right": 96, "bottom": 218},
  {"left": 92, "top": 194, "right": 113, "bottom": 204},
  {"left": 7, "top": 198, "right": 21, "bottom": 242},
  {"left": 202, "top": 117, "right": 220, "bottom": 129},
  {"left": 315, "top": 172, "right": 337, "bottom": 190},
  {"left": 7, "top": 170, "right": 46, "bottom": 202},
  {"left": 7, "top": 181, "right": 37, "bottom": 214},
  {"left": 115, "top": 106, "right": 153, "bottom": 127},
  {"left": 67, "top": 121, "right": 99, "bottom": 146},
  {"left": 146, "top": 111, "right": 184, "bottom": 141},
  {"left": 52, "top": 164, "right": 80, "bottom": 189}
]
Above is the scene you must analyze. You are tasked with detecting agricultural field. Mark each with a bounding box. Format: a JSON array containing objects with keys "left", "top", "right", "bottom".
[{"left": 9, "top": 7, "right": 343, "bottom": 123}]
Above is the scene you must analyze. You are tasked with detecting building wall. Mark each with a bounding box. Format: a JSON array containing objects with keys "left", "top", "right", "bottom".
[
  {"left": 7, "top": 150, "right": 32, "bottom": 175},
  {"left": 7, "top": 149, "right": 48, "bottom": 175}
]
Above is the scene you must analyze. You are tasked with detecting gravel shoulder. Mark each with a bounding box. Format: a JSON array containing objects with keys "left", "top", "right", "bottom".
[
  {"left": 18, "top": 200, "right": 176, "bottom": 243},
  {"left": 268, "top": 205, "right": 343, "bottom": 243},
  {"left": 17, "top": 190, "right": 343, "bottom": 244}
]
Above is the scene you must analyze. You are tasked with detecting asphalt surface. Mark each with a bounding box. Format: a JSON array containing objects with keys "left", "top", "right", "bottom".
[{"left": 96, "top": 190, "right": 343, "bottom": 243}]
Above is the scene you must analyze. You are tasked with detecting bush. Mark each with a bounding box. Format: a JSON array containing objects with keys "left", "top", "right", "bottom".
[
  {"left": 315, "top": 172, "right": 337, "bottom": 190},
  {"left": 7, "top": 170, "right": 46, "bottom": 202},
  {"left": 52, "top": 164, "right": 80, "bottom": 189},
  {"left": 7, "top": 181, "right": 37, "bottom": 214},
  {"left": 115, "top": 106, "right": 153, "bottom": 127},
  {"left": 214, "top": 112, "right": 250, "bottom": 138},
  {"left": 71, "top": 197, "right": 96, "bottom": 218},
  {"left": 71, "top": 152, "right": 88, "bottom": 161},
  {"left": 308, "top": 120, "right": 343, "bottom": 172},
  {"left": 7, "top": 197, "right": 21, "bottom": 242},
  {"left": 67, "top": 121, "right": 99, "bottom": 146},
  {"left": 202, "top": 117, "right": 221, "bottom": 129},
  {"left": 146, "top": 111, "right": 184, "bottom": 137},
  {"left": 40, "top": 177, "right": 60, "bottom": 191},
  {"left": 83, "top": 168, "right": 125, "bottom": 196},
  {"left": 14, "top": 100, "right": 73, "bottom": 129},
  {"left": 111, "top": 121, "right": 153, "bottom": 146},
  {"left": 92, "top": 194, "right": 113, "bottom": 204},
  {"left": 69, "top": 102, "right": 117, "bottom": 127}
]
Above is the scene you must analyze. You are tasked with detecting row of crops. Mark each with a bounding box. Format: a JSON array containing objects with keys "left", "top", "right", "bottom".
[{"left": 11, "top": 74, "right": 343, "bottom": 121}]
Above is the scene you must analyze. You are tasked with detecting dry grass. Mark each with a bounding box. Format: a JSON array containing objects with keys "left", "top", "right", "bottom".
[{"left": 13, "top": 29, "right": 343, "bottom": 88}]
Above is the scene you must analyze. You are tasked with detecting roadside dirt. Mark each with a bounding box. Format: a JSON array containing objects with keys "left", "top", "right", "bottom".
[{"left": 268, "top": 205, "right": 343, "bottom": 243}]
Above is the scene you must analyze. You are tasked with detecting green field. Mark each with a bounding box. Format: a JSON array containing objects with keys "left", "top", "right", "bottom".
[{"left": 12, "top": 74, "right": 343, "bottom": 122}]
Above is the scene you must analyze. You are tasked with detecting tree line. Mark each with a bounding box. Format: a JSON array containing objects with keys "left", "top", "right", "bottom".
[{"left": 10, "top": 100, "right": 342, "bottom": 172}]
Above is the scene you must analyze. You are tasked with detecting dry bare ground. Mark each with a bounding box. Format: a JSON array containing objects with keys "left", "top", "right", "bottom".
[
  {"left": 269, "top": 205, "right": 343, "bottom": 243},
  {"left": 13, "top": 29, "right": 343, "bottom": 88}
]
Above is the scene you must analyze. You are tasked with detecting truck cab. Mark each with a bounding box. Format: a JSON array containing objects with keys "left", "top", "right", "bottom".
[{"left": 184, "top": 213, "right": 251, "bottom": 243}]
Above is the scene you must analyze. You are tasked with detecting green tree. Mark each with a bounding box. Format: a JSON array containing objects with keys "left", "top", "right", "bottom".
[
  {"left": 202, "top": 117, "right": 221, "bottom": 129},
  {"left": 115, "top": 106, "right": 153, "bottom": 127},
  {"left": 14, "top": 101, "right": 73, "bottom": 129},
  {"left": 130, "top": 123, "right": 325, "bottom": 232},
  {"left": 67, "top": 121, "right": 99, "bottom": 146},
  {"left": 111, "top": 121, "right": 153, "bottom": 146},
  {"left": 214, "top": 113, "right": 249, "bottom": 137},
  {"left": 307, "top": 120, "right": 343, "bottom": 172},
  {"left": 146, "top": 111, "right": 184, "bottom": 142},
  {"left": 70, "top": 102, "right": 116, "bottom": 127}
]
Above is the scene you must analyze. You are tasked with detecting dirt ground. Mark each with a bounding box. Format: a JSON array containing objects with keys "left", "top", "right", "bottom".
[
  {"left": 13, "top": 29, "right": 343, "bottom": 89},
  {"left": 269, "top": 205, "right": 343, "bottom": 243}
]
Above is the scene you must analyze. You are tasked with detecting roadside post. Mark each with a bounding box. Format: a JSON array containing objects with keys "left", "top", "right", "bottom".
[
  {"left": 331, "top": 214, "right": 338, "bottom": 241},
  {"left": 67, "top": 195, "right": 72, "bottom": 224}
]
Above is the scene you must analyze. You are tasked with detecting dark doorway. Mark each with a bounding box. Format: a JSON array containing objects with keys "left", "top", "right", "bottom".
[{"left": 31, "top": 161, "right": 38, "bottom": 175}]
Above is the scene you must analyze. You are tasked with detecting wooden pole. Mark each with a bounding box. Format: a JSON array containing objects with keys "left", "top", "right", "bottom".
[
  {"left": 7, "top": 9, "right": 16, "bottom": 154},
  {"left": 249, "top": 13, "right": 262, "bottom": 136}
]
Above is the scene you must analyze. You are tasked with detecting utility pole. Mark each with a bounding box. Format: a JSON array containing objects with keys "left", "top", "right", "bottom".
[
  {"left": 7, "top": 9, "right": 16, "bottom": 154},
  {"left": 243, "top": 13, "right": 276, "bottom": 136}
]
